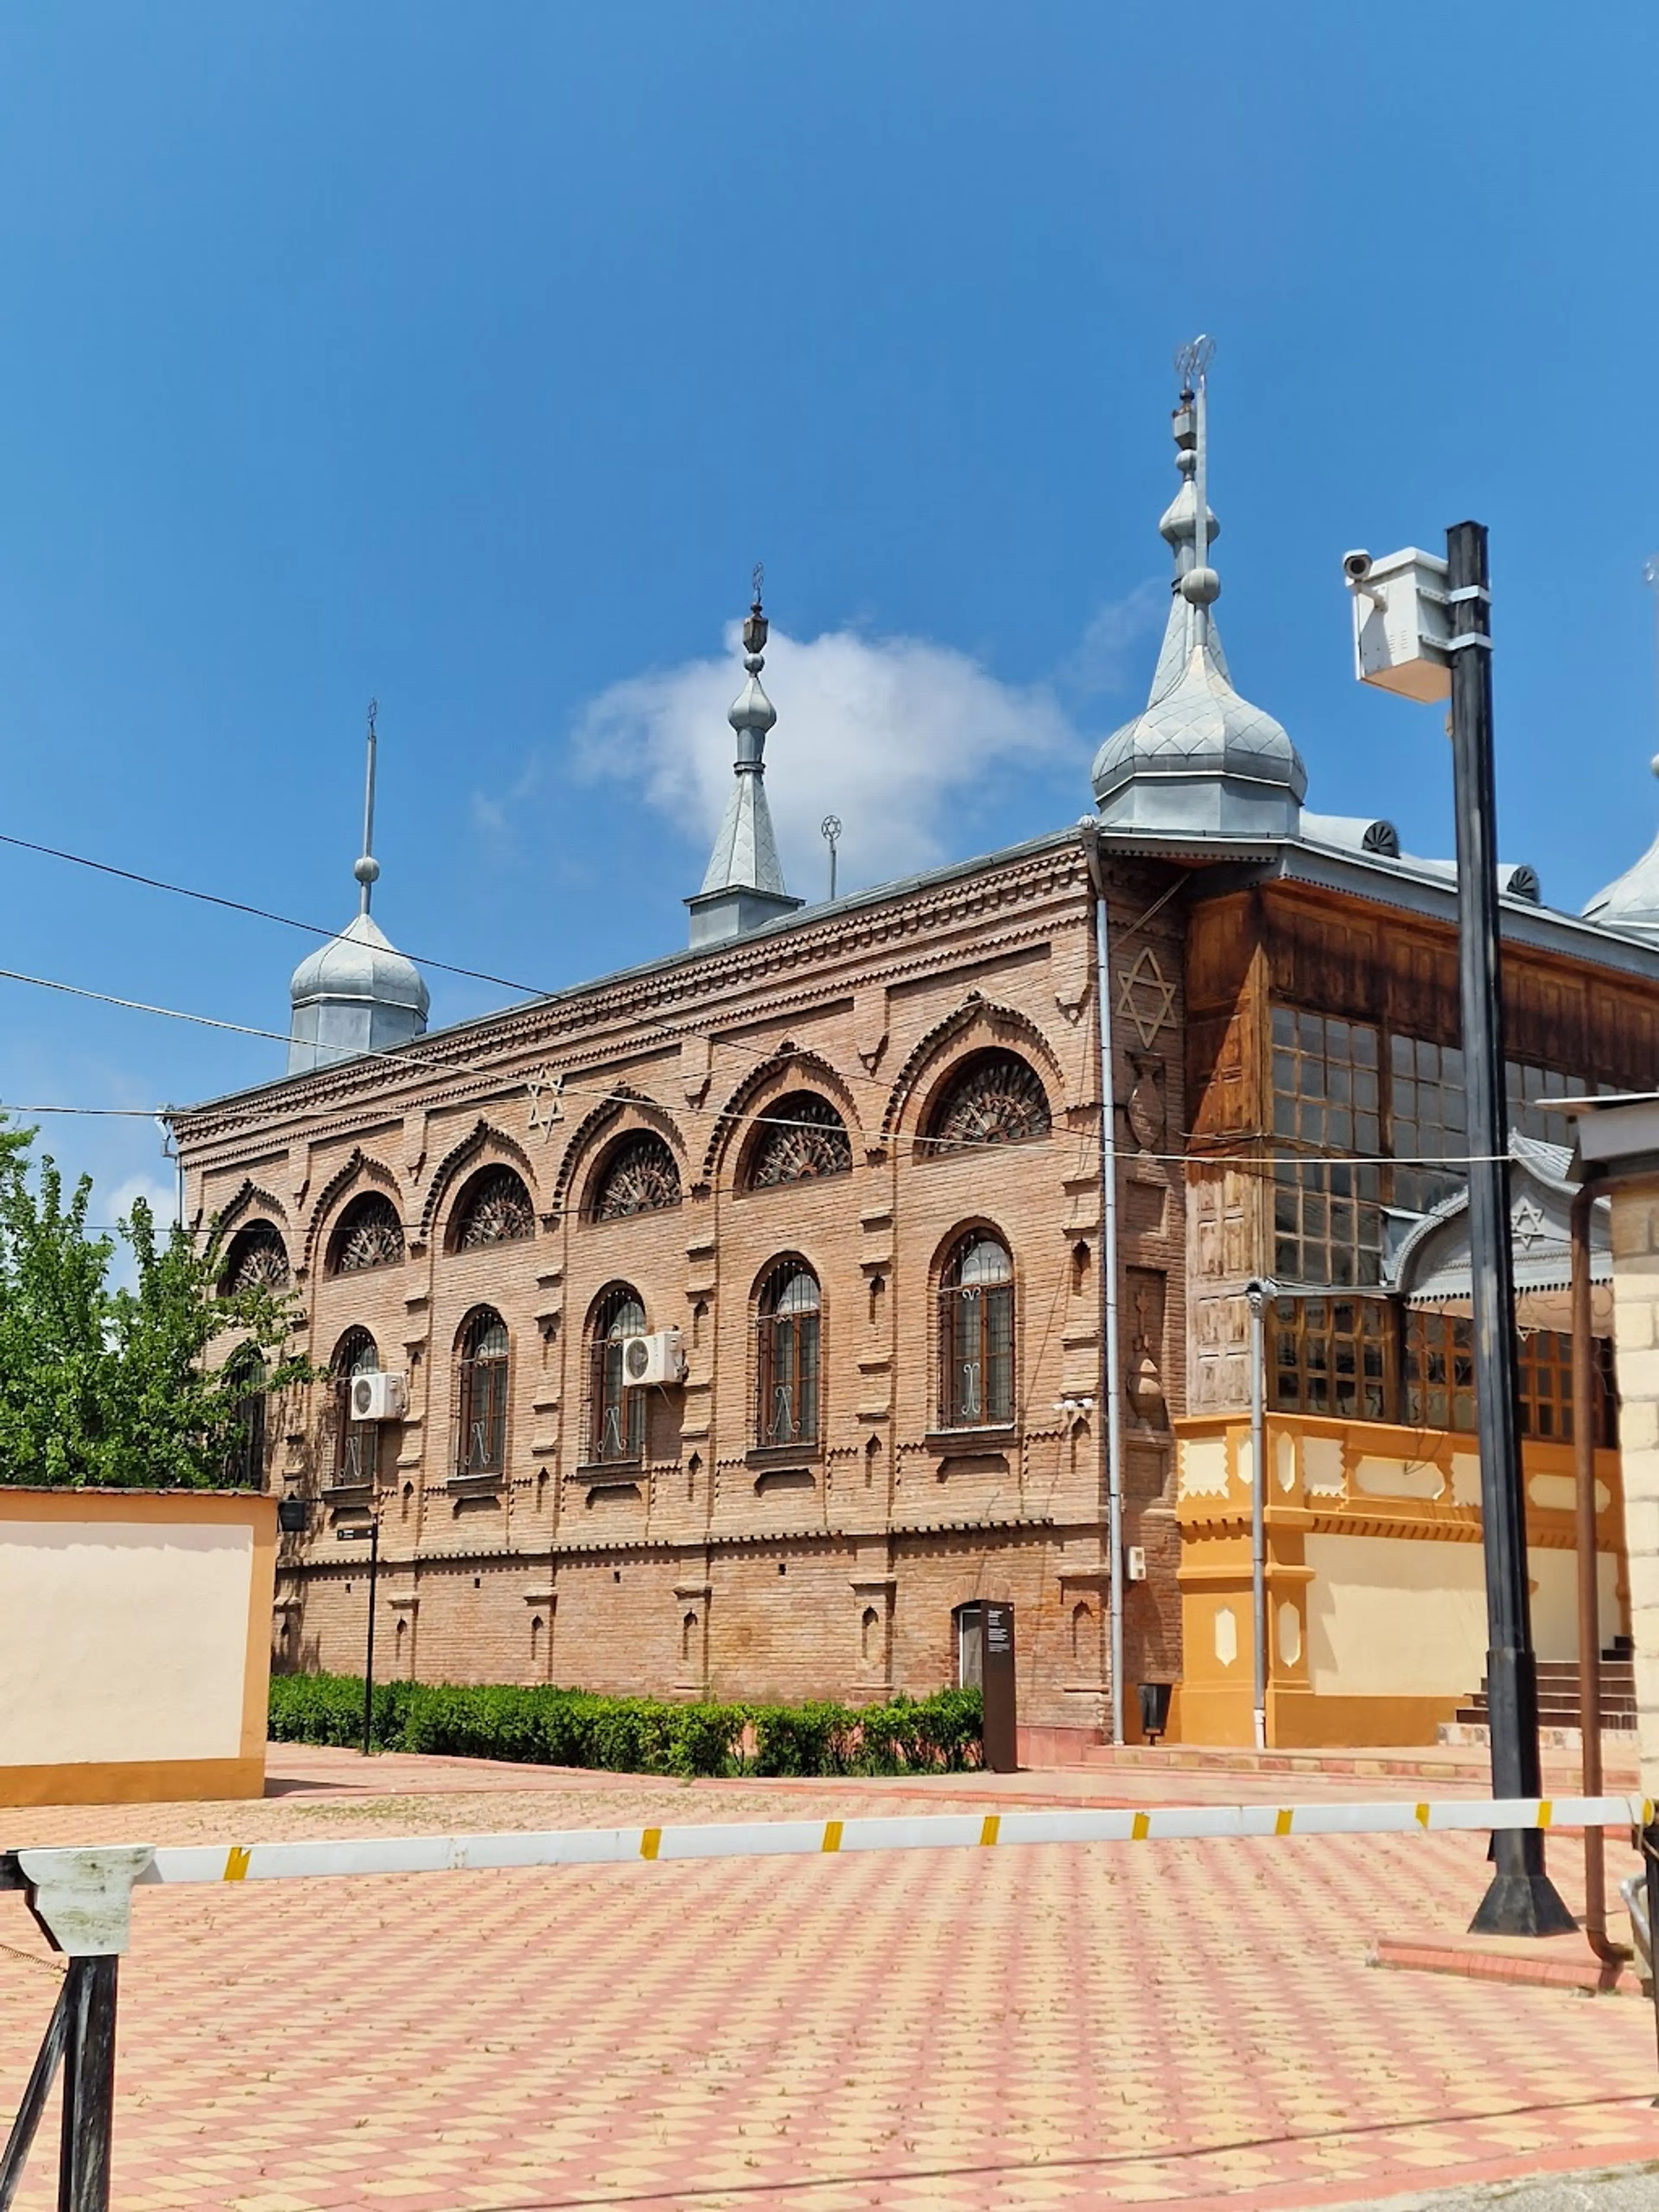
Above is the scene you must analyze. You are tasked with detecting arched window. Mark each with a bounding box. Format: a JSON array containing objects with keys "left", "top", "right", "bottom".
[
  {"left": 329, "top": 1192, "right": 405, "bottom": 1275},
  {"left": 331, "top": 1327, "right": 385, "bottom": 1488},
  {"left": 939, "top": 1231, "right": 1015, "bottom": 1428},
  {"left": 223, "top": 1347, "right": 268, "bottom": 1487},
  {"left": 747, "top": 1093, "right": 853, "bottom": 1188},
  {"left": 593, "top": 1134, "right": 681, "bottom": 1220},
  {"left": 755, "top": 1260, "right": 821, "bottom": 1446},
  {"left": 221, "top": 1222, "right": 289, "bottom": 1295},
  {"left": 452, "top": 1167, "right": 534, "bottom": 1250},
  {"left": 588, "top": 1286, "right": 646, "bottom": 1463},
  {"left": 456, "top": 1308, "right": 510, "bottom": 1475},
  {"left": 925, "top": 1050, "right": 1051, "bottom": 1155}
]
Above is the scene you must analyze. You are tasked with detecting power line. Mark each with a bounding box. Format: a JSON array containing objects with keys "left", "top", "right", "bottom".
[{"left": 0, "top": 830, "right": 550, "bottom": 998}]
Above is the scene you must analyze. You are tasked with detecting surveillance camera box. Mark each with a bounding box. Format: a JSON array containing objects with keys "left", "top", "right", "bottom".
[{"left": 1351, "top": 546, "right": 1452, "bottom": 703}]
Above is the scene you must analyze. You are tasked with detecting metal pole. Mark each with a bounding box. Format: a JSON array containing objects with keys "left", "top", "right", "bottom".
[
  {"left": 1573, "top": 1179, "right": 1629, "bottom": 1964},
  {"left": 0, "top": 1979, "right": 67, "bottom": 2210},
  {"left": 1082, "top": 829, "right": 1125, "bottom": 1743},
  {"left": 1246, "top": 1280, "right": 1269, "bottom": 1751},
  {"left": 57, "top": 1957, "right": 116, "bottom": 2212},
  {"left": 362, "top": 1515, "right": 379, "bottom": 1760},
  {"left": 1448, "top": 520, "right": 1575, "bottom": 1938}
]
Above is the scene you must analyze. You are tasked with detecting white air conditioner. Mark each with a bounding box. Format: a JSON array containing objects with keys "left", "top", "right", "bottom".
[
  {"left": 620, "top": 1330, "right": 685, "bottom": 1388},
  {"left": 1125, "top": 1545, "right": 1148, "bottom": 1584},
  {"left": 350, "top": 1370, "right": 409, "bottom": 1423}
]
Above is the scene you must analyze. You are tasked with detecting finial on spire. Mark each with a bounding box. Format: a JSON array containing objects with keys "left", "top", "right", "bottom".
[
  {"left": 742, "top": 563, "right": 768, "bottom": 664},
  {"left": 1173, "top": 335, "right": 1220, "bottom": 626},
  {"left": 354, "top": 697, "right": 381, "bottom": 915},
  {"left": 686, "top": 573, "right": 802, "bottom": 946}
]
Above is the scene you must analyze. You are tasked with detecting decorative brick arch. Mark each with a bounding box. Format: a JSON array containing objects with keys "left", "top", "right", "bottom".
[
  {"left": 552, "top": 1086, "right": 689, "bottom": 1222},
  {"left": 418, "top": 1119, "right": 541, "bottom": 1248},
  {"left": 302, "top": 1148, "right": 404, "bottom": 1277},
  {"left": 210, "top": 1178, "right": 290, "bottom": 1241},
  {"left": 699, "top": 1049, "right": 865, "bottom": 1189},
  {"left": 880, "top": 996, "right": 1064, "bottom": 1146}
]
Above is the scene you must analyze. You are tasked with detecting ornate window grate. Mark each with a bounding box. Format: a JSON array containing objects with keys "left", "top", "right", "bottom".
[
  {"left": 926, "top": 1051, "right": 1050, "bottom": 1154},
  {"left": 749, "top": 1094, "right": 852, "bottom": 1187},
  {"left": 594, "top": 1134, "right": 681, "bottom": 1219},
  {"left": 223, "top": 1224, "right": 290, "bottom": 1293},
  {"left": 331, "top": 1195, "right": 405, "bottom": 1274},
  {"left": 456, "top": 1167, "right": 535, "bottom": 1248}
]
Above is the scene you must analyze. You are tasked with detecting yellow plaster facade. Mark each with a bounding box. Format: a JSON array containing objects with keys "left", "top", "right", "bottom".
[{"left": 1174, "top": 1413, "right": 1625, "bottom": 1747}]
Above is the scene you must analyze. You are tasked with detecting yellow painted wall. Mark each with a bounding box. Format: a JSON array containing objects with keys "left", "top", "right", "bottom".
[{"left": 0, "top": 1489, "right": 274, "bottom": 1805}]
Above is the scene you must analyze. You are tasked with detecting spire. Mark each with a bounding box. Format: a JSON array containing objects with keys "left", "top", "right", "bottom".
[
  {"left": 288, "top": 702, "right": 429, "bottom": 1076},
  {"left": 355, "top": 697, "right": 380, "bottom": 917},
  {"left": 686, "top": 569, "right": 805, "bottom": 948},
  {"left": 1091, "top": 338, "right": 1306, "bottom": 838}
]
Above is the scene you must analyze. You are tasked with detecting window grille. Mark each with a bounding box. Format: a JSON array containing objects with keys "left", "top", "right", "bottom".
[
  {"left": 223, "top": 1350, "right": 268, "bottom": 1487},
  {"left": 222, "top": 1224, "right": 290, "bottom": 1295},
  {"left": 593, "top": 1135, "right": 681, "bottom": 1219},
  {"left": 755, "top": 1262, "right": 821, "bottom": 1445},
  {"left": 454, "top": 1168, "right": 534, "bottom": 1249},
  {"left": 748, "top": 1095, "right": 852, "bottom": 1187},
  {"left": 939, "top": 1233, "right": 1014, "bottom": 1427},
  {"left": 331, "top": 1328, "right": 384, "bottom": 1487},
  {"left": 925, "top": 1051, "right": 1050, "bottom": 1155},
  {"left": 589, "top": 1288, "right": 646, "bottom": 1462},
  {"left": 457, "top": 1308, "right": 510, "bottom": 1474},
  {"left": 330, "top": 1194, "right": 405, "bottom": 1275}
]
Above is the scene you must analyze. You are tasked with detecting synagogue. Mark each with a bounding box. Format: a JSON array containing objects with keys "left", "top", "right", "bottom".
[{"left": 169, "top": 381, "right": 1659, "bottom": 1750}]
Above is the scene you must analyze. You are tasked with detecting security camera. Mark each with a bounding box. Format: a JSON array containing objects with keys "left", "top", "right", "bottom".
[{"left": 1342, "top": 550, "right": 1373, "bottom": 584}]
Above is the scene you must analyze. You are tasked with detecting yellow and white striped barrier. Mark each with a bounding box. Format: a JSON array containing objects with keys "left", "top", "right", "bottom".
[{"left": 80, "top": 1792, "right": 1653, "bottom": 1890}]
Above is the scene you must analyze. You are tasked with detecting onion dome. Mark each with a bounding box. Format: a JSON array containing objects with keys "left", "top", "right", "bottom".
[
  {"left": 1582, "top": 759, "right": 1659, "bottom": 944},
  {"left": 1092, "top": 348, "right": 1306, "bottom": 838},
  {"left": 288, "top": 705, "right": 429, "bottom": 1075}
]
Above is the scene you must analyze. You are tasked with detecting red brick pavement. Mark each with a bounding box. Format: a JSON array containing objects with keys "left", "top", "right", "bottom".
[{"left": 1, "top": 1748, "right": 1656, "bottom": 2211}]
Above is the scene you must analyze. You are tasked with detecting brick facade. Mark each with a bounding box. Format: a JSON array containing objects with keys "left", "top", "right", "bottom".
[{"left": 178, "top": 831, "right": 1189, "bottom": 1741}]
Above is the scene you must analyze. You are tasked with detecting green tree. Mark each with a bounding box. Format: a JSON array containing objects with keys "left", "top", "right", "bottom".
[{"left": 0, "top": 1122, "right": 312, "bottom": 1487}]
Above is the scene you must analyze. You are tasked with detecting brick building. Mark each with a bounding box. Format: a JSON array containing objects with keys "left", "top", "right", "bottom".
[{"left": 171, "top": 382, "right": 1659, "bottom": 1748}]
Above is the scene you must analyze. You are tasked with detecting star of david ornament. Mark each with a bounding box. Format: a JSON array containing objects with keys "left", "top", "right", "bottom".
[
  {"left": 526, "top": 1068, "right": 564, "bottom": 1140},
  {"left": 1512, "top": 1195, "right": 1547, "bottom": 1252},
  {"left": 1116, "top": 948, "right": 1176, "bottom": 1050}
]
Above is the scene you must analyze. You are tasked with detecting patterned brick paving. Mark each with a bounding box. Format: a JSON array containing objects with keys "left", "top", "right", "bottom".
[{"left": 2, "top": 1751, "right": 1657, "bottom": 2210}]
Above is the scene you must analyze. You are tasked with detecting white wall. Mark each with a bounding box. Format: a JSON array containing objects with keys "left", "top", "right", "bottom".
[{"left": 0, "top": 1517, "right": 254, "bottom": 1764}]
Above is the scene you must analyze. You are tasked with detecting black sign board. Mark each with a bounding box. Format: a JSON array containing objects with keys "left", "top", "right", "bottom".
[{"left": 958, "top": 1600, "right": 1017, "bottom": 1772}]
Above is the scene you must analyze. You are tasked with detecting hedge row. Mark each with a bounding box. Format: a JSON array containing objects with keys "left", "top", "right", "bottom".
[{"left": 268, "top": 1670, "right": 982, "bottom": 1779}]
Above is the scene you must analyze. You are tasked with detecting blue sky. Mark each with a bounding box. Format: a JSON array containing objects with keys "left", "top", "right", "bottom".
[{"left": 0, "top": 3, "right": 1654, "bottom": 1224}]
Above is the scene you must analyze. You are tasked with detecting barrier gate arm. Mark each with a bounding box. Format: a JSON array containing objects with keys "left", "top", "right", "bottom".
[{"left": 3, "top": 1798, "right": 1657, "bottom": 2207}]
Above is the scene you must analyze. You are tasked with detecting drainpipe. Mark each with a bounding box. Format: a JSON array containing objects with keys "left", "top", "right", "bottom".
[
  {"left": 1082, "top": 826, "right": 1125, "bottom": 1745},
  {"left": 1246, "top": 1278, "right": 1271, "bottom": 1751},
  {"left": 1571, "top": 1175, "right": 1630, "bottom": 1965}
]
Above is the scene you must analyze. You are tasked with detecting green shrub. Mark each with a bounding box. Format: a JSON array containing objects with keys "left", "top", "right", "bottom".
[{"left": 268, "top": 1671, "right": 979, "bottom": 1779}]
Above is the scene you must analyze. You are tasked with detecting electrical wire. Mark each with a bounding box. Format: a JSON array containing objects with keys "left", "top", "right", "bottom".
[{"left": 0, "top": 830, "right": 550, "bottom": 998}]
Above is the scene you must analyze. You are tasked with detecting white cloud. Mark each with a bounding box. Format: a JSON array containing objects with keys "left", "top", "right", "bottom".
[
  {"left": 573, "top": 624, "right": 1089, "bottom": 893},
  {"left": 108, "top": 1171, "right": 180, "bottom": 1230},
  {"left": 1058, "top": 578, "right": 1167, "bottom": 699}
]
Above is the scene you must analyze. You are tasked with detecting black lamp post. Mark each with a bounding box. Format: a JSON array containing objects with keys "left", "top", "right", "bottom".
[{"left": 336, "top": 1516, "right": 381, "bottom": 1758}]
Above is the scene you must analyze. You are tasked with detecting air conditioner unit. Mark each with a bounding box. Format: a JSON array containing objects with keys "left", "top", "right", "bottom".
[
  {"left": 350, "top": 1370, "right": 409, "bottom": 1423},
  {"left": 1125, "top": 1545, "right": 1148, "bottom": 1584},
  {"left": 620, "top": 1330, "right": 685, "bottom": 1388}
]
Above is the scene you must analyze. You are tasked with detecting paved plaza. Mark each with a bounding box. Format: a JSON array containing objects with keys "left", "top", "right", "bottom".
[{"left": 3, "top": 1748, "right": 1658, "bottom": 2211}]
